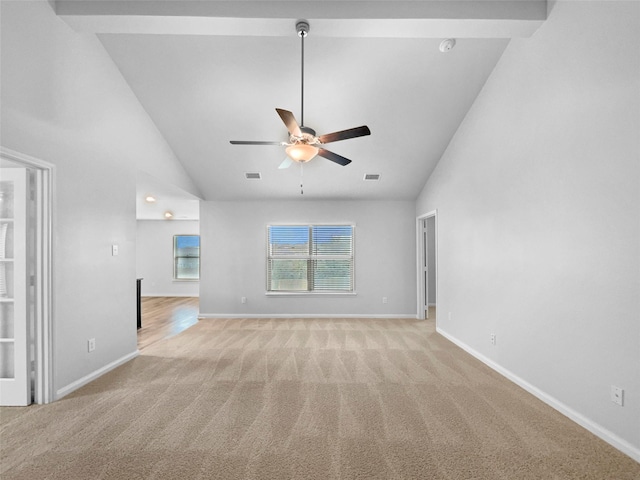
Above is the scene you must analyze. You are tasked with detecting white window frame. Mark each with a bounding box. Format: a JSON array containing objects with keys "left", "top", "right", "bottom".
[
  {"left": 266, "top": 223, "right": 356, "bottom": 296},
  {"left": 173, "top": 234, "right": 200, "bottom": 281}
]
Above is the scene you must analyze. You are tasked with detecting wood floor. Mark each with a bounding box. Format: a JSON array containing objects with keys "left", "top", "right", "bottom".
[
  {"left": 137, "top": 296, "right": 200, "bottom": 350},
  {"left": 426, "top": 305, "right": 436, "bottom": 320}
]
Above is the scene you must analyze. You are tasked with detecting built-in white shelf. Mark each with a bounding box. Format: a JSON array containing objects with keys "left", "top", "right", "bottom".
[{"left": 0, "top": 168, "right": 27, "bottom": 402}]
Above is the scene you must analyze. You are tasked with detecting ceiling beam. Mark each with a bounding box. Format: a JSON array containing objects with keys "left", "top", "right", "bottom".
[{"left": 56, "top": 0, "right": 546, "bottom": 38}]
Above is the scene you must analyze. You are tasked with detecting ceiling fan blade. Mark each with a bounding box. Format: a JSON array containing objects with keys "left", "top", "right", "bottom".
[
  {"left": 318, "top": 125, "right": 371, "bottom": 144},
  {"left": 278, "top": 157, "right": 293, "bottom": 169},
  {"left": 276, "top": 108, "right": 302, "bottom": 137},
  {"left": 317, "top": 148, "right": 352, "bottom": 166},
  {"left": 230, "top": 140, "right": 284, "bottom": 145}
]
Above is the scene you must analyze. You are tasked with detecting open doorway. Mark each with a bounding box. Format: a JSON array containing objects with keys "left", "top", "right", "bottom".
[
  {"left": 135, "top": 172, "right": 200, "bottom": 347},
  {"left": 417, "top": 210, "right": 437, "bottom": 321}
]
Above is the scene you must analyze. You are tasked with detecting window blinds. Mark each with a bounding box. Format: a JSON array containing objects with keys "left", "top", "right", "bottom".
[{"left": 267, "top": 225, "right": 354, "bottom": 292}]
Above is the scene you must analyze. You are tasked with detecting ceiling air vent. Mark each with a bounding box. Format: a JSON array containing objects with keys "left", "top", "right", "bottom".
[
  {"left": 245, "top": 172, "right": 261, "bottom": 180},
  {"left": 364, "top": 174, "right": 380, "bottom": 181}
]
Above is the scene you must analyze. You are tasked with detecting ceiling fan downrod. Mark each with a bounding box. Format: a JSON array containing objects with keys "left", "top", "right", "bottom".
[{"left": 296, "top": 20, "right": 309, "bottom": 127}]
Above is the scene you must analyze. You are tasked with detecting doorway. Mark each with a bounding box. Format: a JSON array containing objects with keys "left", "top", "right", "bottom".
[
  {"left": 417, "top": 211, "right": 437, "bottom": 321},
  {"left": 0, "top": 147, "right": 54, "bottom": 405}
]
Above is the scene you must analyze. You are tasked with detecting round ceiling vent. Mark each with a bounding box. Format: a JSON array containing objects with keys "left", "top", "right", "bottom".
[{"left": 439, "top": 38, "right": 456, "bottom": 53}]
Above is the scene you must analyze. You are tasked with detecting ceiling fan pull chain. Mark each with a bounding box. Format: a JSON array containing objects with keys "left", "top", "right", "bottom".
[{"left": 300, "top": 163, "right": 304, "bottom": 195}]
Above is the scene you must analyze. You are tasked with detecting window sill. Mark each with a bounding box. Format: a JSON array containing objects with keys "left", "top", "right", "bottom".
[
  {"left": 266, "top": 291, "right": 357, "bottom": 297},
  {"left": 173, "top": 279, "right": 200, "bottom": 283}
]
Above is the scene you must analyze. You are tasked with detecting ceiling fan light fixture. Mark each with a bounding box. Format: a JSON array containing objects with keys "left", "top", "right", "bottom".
[{"left": 286, "top": 144, "right": 318, "bottom": 163}]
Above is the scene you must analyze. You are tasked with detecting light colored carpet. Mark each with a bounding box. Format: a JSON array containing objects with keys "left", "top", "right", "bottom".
[{"left": 2, "top": 317, "right": 638, "bottom": 479}]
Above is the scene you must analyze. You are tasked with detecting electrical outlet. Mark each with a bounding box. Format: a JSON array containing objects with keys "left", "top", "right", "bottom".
[
  {"left": 382, "top": 297, "right": 388, "bottom": 304},
  {"left": 611, "top": 386, "right": 624, "bottom": 406},
  {"left": 490, "top": 333, "right": 496, "bottom": 345},
  {"left": 88, "top": 338, "right": 96, "bottom": 352},
  {"left": 241, "top": 297, "right": 247, "bottom": 304}
]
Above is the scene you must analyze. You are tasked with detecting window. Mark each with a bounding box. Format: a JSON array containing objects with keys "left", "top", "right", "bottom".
[
  {"left": 173, "top": 235, "right": 200, "bottom": 280},
  {"left": 267, "top": 225, "right": 354, "bottom": 293}
]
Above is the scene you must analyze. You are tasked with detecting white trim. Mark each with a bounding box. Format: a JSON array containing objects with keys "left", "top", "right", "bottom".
[
  {"left": 416, "top": 210, "right": 437, "bottom": 320},
  {"left": 267, "top": 222, "right": 356, "bottom": 226},
  {"left": 265, "top": 292, "right": 357, "bottom": 297},
  {"left": 199, "top": 313, "right": 415, "bottom": 319},
  {"left": 436, "top": 327, "right": 640, "bottom": 463},
  {"left": 142, "top": 293, "right": 199, "bottom": 298},
  {"left": 55, "top": 350, "right": 139, "bottom": 400},
  {"left": 0, "top": 147, "right": 55, "bottom": 170}
]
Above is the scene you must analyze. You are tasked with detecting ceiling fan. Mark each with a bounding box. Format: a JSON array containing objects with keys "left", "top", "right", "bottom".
[{"left": 230, "top": 20, "right": 371, "bottom": 168}]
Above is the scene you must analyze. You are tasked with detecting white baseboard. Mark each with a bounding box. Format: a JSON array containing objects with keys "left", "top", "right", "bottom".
[
  {"left": 436, "top": 327, "right": 640, "bottom": 463},
  {"left": 142, "top": 293, "right": 198, "bottom": 298},
  {"left": 199, "top": 313, "right": 416, "bottom": 319},
  {"left": 55, "top": 350, "right": 139, "bottom": 400}
]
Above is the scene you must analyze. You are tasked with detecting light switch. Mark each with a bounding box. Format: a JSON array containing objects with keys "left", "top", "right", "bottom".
[{"left": 112, "top": 244, "right": 119, "bottom": 256}]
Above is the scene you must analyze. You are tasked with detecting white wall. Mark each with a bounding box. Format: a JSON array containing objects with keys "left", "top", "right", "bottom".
[
  {"left": 416, "top": 0, "right": 640, "bottom": 459},
  {"left": 200, "top": 200, "right": 416, "bottom": 317},
  {"left": 0, "top": 1, "right": 199, "bottom": 396},
  {"left": 136, "top": 220, "right": 199, "bottom": 297}
]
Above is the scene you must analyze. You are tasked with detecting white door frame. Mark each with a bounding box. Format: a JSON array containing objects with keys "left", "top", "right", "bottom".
[
  {"left": 416, "top": 210, "right": 437, "bottom": 320},
  {"left": 1, "top": 147, "right": 54, "bottom": 404}
]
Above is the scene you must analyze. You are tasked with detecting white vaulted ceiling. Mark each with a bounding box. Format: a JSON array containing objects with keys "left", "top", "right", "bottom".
[{"left": 57, "top": 1, "right": 546, "bottom": 202}]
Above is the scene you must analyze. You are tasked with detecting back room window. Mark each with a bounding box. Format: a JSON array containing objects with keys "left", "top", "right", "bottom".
[
  {"left": 267, "top": 225, "right": 354, "bottom": 293},
  {"left": 174, "top": 235, "right": 200, "bottom": 280}
]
